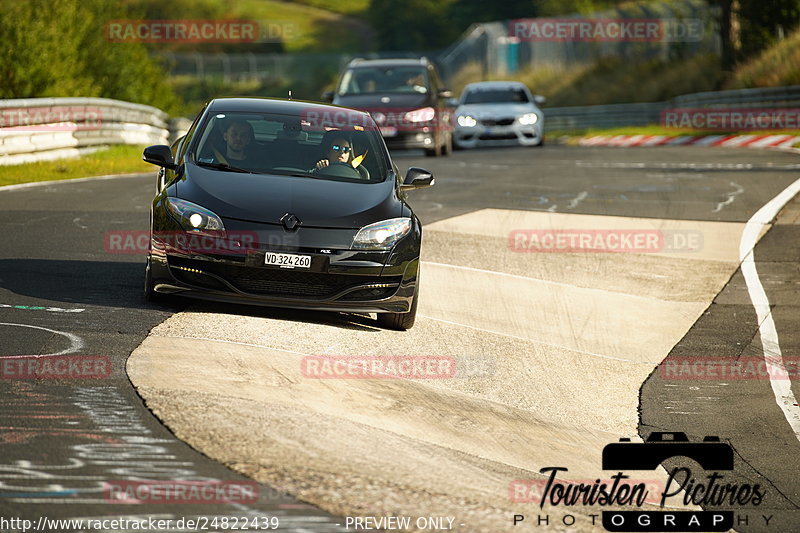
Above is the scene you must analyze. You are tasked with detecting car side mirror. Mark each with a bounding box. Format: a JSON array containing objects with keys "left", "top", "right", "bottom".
[
  {"left": 445, "top": 97, "right": 459, "bottom": 108},
  {"left": 534, "top": 95, "right": 546, "bottom": 105},
  {"left": 438, "top": 89, "right": 453, "bottom": 99},
  {"left": 321, "top": 90, "right": 334, "bottom": 103},
  {"left": 400, "top": 167, "right": 434, "bottom": 191},
  {"left": 143, "top": 145, "right": 177, "bottom": 170}
]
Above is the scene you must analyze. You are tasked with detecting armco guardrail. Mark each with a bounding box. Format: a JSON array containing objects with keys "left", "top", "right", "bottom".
[
  {"left": 0, "top": 97, "right": 187, "bottom": 166},
  {"left": 544, "top": 85, "right": 800, "bottom": 131}
]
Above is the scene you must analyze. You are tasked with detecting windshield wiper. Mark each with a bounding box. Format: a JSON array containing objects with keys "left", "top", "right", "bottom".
[{"left": 195, "top": 160, "right": 253, "bottom": 174}]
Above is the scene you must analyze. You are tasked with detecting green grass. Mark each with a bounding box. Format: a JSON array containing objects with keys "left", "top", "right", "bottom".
[
  {"left": 0, "top": 145, "right": 153, "bottom": 187},
  {"left": 728, "top": 27, "right": 800, "bottom": 88},
  {"left": 288, "top": 0, "right": 370, "bottom": 17},
  {"left": 227, "top": 0, "right": 373, "bottom": 52}
]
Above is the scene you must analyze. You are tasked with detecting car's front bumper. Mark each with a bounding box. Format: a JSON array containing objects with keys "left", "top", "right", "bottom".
[
  {"left": 381, "top": 129, "right": 437, "bottom": 151},
  {"left": 454, "top": 122, "right": 543, "bottom": 148},
  {"left": 147, "top": 234, "right": 419, "bottom": 314}
]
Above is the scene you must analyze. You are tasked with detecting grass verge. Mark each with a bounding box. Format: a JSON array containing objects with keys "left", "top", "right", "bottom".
[{"left": 0, "top": 145, "right": 153, "bottom": 187}]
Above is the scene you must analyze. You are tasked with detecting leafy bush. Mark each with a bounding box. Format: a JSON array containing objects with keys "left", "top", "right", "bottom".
[{"left": 0, "top": 0, "right": 179, "bottom": 113}]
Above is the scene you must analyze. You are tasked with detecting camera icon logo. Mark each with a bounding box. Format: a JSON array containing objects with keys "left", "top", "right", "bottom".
[{"left": 602, "top": 432, "right": 733, "bottom": 471}]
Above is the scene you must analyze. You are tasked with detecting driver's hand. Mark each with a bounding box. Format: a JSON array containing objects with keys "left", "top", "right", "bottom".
[{"left": 315, "top": 159, "right": 330, "bottom": 169}]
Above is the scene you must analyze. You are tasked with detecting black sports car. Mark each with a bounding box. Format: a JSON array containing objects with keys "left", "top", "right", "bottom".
[{"left": 142, "top": 97, "right": 433, "bottom": 330}]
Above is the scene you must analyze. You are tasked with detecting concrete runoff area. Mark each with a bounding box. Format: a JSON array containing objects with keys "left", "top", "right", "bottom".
[{"left": 127, "top": 208, "right": 758, "bottom": 532}]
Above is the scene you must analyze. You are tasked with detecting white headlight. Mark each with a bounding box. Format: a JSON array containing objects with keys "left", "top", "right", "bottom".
[
  {"left": 353, "top": 218, "right": 412, "bottom": 250},
  {"left": 518, "top": 113, "right": 539, "bottom": 125},
  {"left": 457, "top": 115, "right": 477, "bottom": 127},
  {"left": 165, "top": 198, "right": 225, "bottom": 233}
]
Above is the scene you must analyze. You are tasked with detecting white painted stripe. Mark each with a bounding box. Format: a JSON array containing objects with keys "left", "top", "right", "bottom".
[
  {"left": 0, "top": 323, "right": 84, "bottom": 356},
  {"left": 619, "top": 135, "right": 646, "bottom": 147},
  {"left": 0, "top": 172, "right": 149, "bottom": 192},
  {"left": 641, "top": 135, "right": 670, "bottom": 146},
  {"left": 739, "top": 177, "right": 800, "bottom": 441},
  {"left": 719, "top": 134, "right": 758, "bottom": 147},
  {"left": 579, "top": 136, "right": 609, "bottom": 146},
  {"left": 747, "top": 135, "right": 788, "bottom": 148},
  {"left": 692, "top": 135, "right": 727, "bottom": 146},
  {"left": 608, "top": 135, "right": 632, "bottom": 146},
  {"left": 666, "top": 136, "right": 694, "bottom": 145},
  {"left": 777, "top": 136, "right": 800, "bottom": 148}
]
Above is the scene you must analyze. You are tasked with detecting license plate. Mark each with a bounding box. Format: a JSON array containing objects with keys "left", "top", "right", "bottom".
[
  {"left": 264, "top": 252, "right": 311, "bottom": 269},
  {"left": 380, "top": 126, "right": 398, "bottom": 137}
]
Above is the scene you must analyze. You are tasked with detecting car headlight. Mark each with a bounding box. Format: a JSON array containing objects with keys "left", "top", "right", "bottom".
[
  {"left": 165, "top": 198, "right": 225, "bottom": 233},
  {"left": 352, "top": 218, "right": 412, "bottom": 250},
  {"left": 518, "top": 113, "right": 539, "bottom": 126},
  {"left": 404, "top": 107, "right": 435, "bottom": 122},
  {"left": 457, "top": 115, "right": 477, "bottom": 127}
]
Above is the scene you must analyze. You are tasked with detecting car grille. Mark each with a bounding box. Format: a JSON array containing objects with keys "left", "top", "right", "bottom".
[
  {"left": 478, "top": 132, "right": 518, "bottom": 140},
  {"left": 481, "top": 117, "right": 515, "bottom": 126},
  {"left": 169, "top": 257, "right": 401, "bottom": 300}
]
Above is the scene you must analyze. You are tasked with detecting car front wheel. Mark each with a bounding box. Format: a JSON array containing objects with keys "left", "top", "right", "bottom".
[{"left": 377, "top": 283, "right": 419, "bottom": 330}]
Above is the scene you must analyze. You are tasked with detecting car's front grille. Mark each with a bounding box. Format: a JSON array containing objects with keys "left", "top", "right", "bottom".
[
  {"left": 481, "top": 118, "right": 515, "bottom": 126},
  {"left": 478, "top": 132, "right": 518, "bottom": 140},
  {"left": 169, "top": 257, "right": 401, "bottom": 300}
]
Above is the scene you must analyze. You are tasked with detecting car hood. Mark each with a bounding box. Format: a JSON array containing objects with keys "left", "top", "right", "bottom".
[
  {"left": 455, "top": 103, "right": 540, "bottom": 117},
  {"left": 177, "top": 163, "right": 400, "bottom": 229},
  {"left": 334, "top": 93, "right": 431, "bottom": 111}
]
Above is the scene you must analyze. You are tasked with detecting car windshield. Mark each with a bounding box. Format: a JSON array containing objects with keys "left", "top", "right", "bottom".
[
  {"left": 190, "top": 110, "right": 389, "bottom": 183},
  {"left": 338, "top": 66, "right": 429, "bottom": 95},
  {"left": 463, "top": 88, "right": 530, "bottom": 104}
]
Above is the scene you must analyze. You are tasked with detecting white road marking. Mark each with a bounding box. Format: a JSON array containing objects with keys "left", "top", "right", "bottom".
[
  {"left": 0, "top": 323, "right": 84, "bottom": 356},
  {"left": 0, "top": 303, "right": 84, "bottom": 313},
  {"left": 0, "top": 172, "right": 149, "bottom": 192},
  {"left": 739, "top": 177, "right": 800, "bottom": 440},
  {"left": 712, "top": 181, "right": 745, "bottom": 213},
  {"left": 567, "top": 191, "right": 588, "bottom": 209}
]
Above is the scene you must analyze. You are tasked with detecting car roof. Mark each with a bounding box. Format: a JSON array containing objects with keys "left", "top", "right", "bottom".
[
  {"left": 463, "top": 81, "right": 529, "bottom": 91},
  {"left": 205, "top": 97, "right": 370, "bottom": 118}
]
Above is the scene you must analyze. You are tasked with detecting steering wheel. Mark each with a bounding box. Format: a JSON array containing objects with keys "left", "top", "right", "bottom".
[{"left": 311, "top": 161, "right": 363, "bottom": 179}]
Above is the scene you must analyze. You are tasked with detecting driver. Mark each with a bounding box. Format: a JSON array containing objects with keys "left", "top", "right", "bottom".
[
  {"left": 313, "top": 135, "right": 352, "bottom": 170},
  {"left": 311, "top": 132, "right": 369, "bottom": 179},
  {"left": 220, "top": 119, "right": 254, "bottom": 161}
]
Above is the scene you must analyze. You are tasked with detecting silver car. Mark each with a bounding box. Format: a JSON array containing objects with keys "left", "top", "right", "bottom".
[{"left": 453, "top": 81, "right": 545, "bottom": 148}]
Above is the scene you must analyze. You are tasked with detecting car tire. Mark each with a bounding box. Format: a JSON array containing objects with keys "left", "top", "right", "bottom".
[{"left": 376, "top": 282, "right": 418, "bottom": 330}]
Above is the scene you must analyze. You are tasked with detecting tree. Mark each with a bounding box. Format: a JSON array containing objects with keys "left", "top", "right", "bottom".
[{"left": 0, "top": 0, "right": 178, "bottom": 112}]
